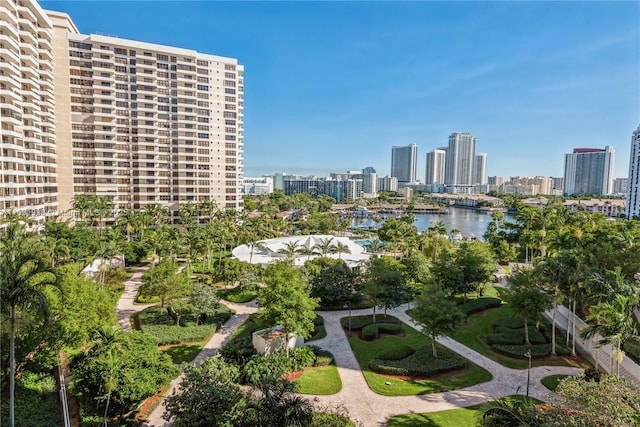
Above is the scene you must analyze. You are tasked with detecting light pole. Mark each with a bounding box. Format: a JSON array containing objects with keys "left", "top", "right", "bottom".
[
  {"left": 344, "top": 300, "right": 352, "bottom": 334},
  {"left": 524, "top": 350, "right": 532, "bottom": 398}
]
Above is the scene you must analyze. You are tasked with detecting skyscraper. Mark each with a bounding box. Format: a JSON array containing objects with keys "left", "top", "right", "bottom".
[
  {"left": 46, "top": 9, "right": 245, "bottom": 212},
  {"left": 445, "top": 132, "right": 477, "bottom": 186},
  {"left": 474, "top": 153, "right": 487, "bottom": 185},
  {"left": 391, "top": 143, "right": 417, "bottom": 184},
  {"left": 0, "top": 0, "right": 58, "bottom": 218},
  {"left": 425, "top": 148, "right": 446, "bottom": 184},
  {"left": 626, "top": 125, "right": 640, "bottom": 218},
  {"left": 563, "top": 146, "right": 614, "bottom": 196}
]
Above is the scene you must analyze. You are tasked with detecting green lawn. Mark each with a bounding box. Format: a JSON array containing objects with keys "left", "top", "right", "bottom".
[
  {"left": 447, "top": 304, "right": 581, "bottom": 370},
  {"left": 541, "top": 374, "right": 569, "bottom": 391},
  {"left": 387, "top": 395, "right": 541, "bottom": 427},
  {"left": 217, "top": 287, "right": 258, "bottom": 303},
  {"left": 347, "top": 317, "right": 492, "bottom": 396},
  {"left": 161, "top": 343, "right": 205, "bottom": 364},
  {"left": 295, "top": 365, "right": 342, "bottom": 395}
]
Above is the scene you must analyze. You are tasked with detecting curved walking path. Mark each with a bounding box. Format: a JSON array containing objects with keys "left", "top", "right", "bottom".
[
  {"left": 116, "top": 267, "right": 581, "bottom": 427},
  {"left": 309, "top": 306, "right": 582, "bottom": 427}
]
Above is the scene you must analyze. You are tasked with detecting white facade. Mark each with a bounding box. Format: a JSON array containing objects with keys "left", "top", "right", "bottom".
[
  {"left": 0, "top": 0, "right": 58, "bottom": 218},
  {"left": 377, "top": 175, "right": 398, "bottom": 192},
  {"left": 445, "top": 132, "right": 476, "bottom": 186},
  {"left": 391, "top": 143, "right": 417, "bottom": 183},
  {"left": 243, "top": 177, "right": 274, "bottom": 195},
  {"left": 425, "top": 148, "right": 446, "bottom": 184},
  {"left": 564, "top": 146, "right": 614, "bottom": 196},
  {"left": 626, "top": 125, "right": 640, "bottom": 218},
  {"left": 474, "top": 153, "right": 487, "bottom": 185}
]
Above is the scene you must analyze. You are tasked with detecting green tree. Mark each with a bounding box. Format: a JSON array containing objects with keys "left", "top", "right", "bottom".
[
  {"left": 189, "top": 282, "right": 220, "bottom": 325},
  {"left": 163, "top": 357, "right": 245, "bottom": 427},
  {"left": 456, "top": 241, "right": 497, "bottom": 300},
  {"left": 362, "top": 256, "right": 408, "bottom": 320},
  {"left": 411, "top": 285, "right": 464, "bottom": 358},
  {"left": 308, "top": 260, "right": 359, "bottom": 310},
  {"left": 0, "top": 218, "right": 57, "bottom": 427},
  {"left": 555, "top": 373, "right": 640, "bottom": 426},
  {"left": 139, "top": 259, "right": 190, "bottom": 308},
  {"left": 258, "top": 261, "right": 319, "bottom": 355},
  {"left": 507, "top": 268, "right": 552, "bottom": 345},
  {"left": 70, "top": 331, "right": 179, "bottom": 421}
]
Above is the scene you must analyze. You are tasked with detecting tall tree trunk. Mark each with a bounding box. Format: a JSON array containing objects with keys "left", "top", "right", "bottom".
[
  {"left": 566, "top": 297, "right": 572, "bottom": 346},
  {"left": 571, "top": 299, "right": 577, "bottom": 357},
  {"left": 524, "top": 316, "right": 530, "bottom": 345},
  {"left": 10, "top": 305, "right": 16, "bottom": 427},
  {"left": 431, "top": 334, "right": 438, "bottom": 359},
  {"left": 551, "top": 297, "right": 557, "bottom": 356},
  {"left": 103, "top": 390, "right": 112, "bottom": 427}
]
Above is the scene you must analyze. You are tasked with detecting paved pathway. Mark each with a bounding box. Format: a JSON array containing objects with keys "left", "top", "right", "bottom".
[
  {"left": 141, "top": 300, "right": 259, "bottom": 427},
  {"left": 309, "top": 306, "right": 582, "bottom": 427},
  {"left": 116, "top": 267, "right": 581, "bottom": 427},
  {"left": 115, "top": 266, "right": 155, "bottom": 330}
]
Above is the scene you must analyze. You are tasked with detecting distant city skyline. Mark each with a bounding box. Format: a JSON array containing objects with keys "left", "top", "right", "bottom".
[{"left": 43, "top": 1, "right": 640, "bottom": 179}]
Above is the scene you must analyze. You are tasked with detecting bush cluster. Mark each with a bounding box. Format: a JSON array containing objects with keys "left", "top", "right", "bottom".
[
  {"left": 217, "top": 288, "right": 258, "bottom": 303},
  {"left": 307, "top": 345, "right": 334, "bottom": 366},
  {"left": 493, "top": 317, "right": 535, "bottom": 329},
  {"left": 492, "top": 344, "right": 551, "bottom": 358},
  {"left": 340, "top": 314, "right": 401, "bottom": 330},
  {"left": 375, "top": 344, "right": 415, "bottom": 361},
  {"left": 487, "top": 328, "right": 546, "bottom": 346},
  {"left": 457, "top": 297, "right": 502, "bottom": 316},
  {"left": 361, "top": 323, "right": 403, "bottom": 340},
  {"left": 141, "top": 324, "right": 217, "bottom": 345},
  {"left": 369, "top": 344, "right": 465, "bottom": 377}
]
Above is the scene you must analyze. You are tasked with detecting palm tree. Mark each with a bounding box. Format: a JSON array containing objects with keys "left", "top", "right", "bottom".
[
  {"left": 312, "top": 237, "right": 335, "bottom": 257},
  {"left": 87, "top": 326, "right": 123, "bottom": 427},
  {"left": 0, "top": 218, "right": 57, "bottom": 427},
  {"left": 94, "top": 196, "right": 115, "bottom": 237},
  {"left": 72, "top": 193, "right": 92, "bottom": 223},
  {"left": 334, "top": 241, "right": 351, "bottom": 259},
  {"left": 44, "top": 235, "right": 70, "bottom": 268},
  {"left": 278, "top": 240, "right": 302, "bottom": 261}
]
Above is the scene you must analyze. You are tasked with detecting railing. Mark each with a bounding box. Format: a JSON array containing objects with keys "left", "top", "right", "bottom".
[
  {"left": 546, "top": 305, "right": 640, "bottom": 388},
  {"left": 58, "top": 362, "right": 71, "bottom": 427}
]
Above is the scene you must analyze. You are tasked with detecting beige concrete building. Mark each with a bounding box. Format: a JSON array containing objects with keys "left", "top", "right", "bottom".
[
  {"left": 0, "top": 0, "right": 58, "bottom": 219},
  {"left": 1, "top": 0, "right": 244, "bottom": 220}
]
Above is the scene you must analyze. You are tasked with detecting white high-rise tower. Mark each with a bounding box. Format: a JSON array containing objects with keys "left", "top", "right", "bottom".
[
  {"left": 626, "top": 125, "right": 640, "bottom": 218},
  {"left": 445, "top": 132, "right": 477, "bottom": 186},
  {"left": 391, "top": 143, "right": 418, "bottom": 184},
  {"left": 425, "top": 148, "right": 446, "bottom": 184}
]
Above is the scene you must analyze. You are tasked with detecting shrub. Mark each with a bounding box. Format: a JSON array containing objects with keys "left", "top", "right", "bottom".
[
  {"left": 340, "top": 314, "right": 401, "bottom": 330},
  {"left": 375, "top": 344, "right": 414, "bottom": 361},
  {"left": 457, "top": 297, "right": 502, "bottom": 316},
  {"left": 492, "top": 344, "right": 551, "bottom": 358},
  {"left": 493, "top": 317, "right": 534, "bottom": 329},
  {"left": 217, "top": 287, "right": 258, "bottom": 303},
  {"left": 242, "top": 353, "right": 290, "bottom": 385},
  {"left": 361, "top": 323, "right": 402, "bottom": 340},
  {"left": 311, "top": 412, "right": 356, "bottom": 427},
  {"left": 289, "top": 346, "right": 316, "bottom": 371},
  {"left": 369, "top": 344, "right": 465, "bottom": 377},
  {"left": 313, "top": 314, "right": 324, "bottom": 325},
  {"left": 307, "top": 345, "right": 334, "bottom": 366},
  {"left": 488, "top": 329, "right": 546, "bottom": 346}
]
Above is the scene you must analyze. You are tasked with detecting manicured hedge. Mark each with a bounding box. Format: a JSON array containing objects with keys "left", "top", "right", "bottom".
[
  {"left": 340, "top": 314, "right": 401, "bottom": 330},
  {"left": 141, "top": 324, "right": 217, "bottom": 345},
  {"left": 369, "top": 344, "right": 465, "bottom": 377},
  {"left": 488, "top": 328, "right": 546, "bottom": 345},
  {"left": 307, "top": 345, "right": 335, "bottom": 366},
  {"left": 457, "top": 297, "right": 502, "bottom": 316},
  {"left": 376, "top": 344, "right": 415, "bottom": 361},
  {"left": 217, "top": 288, "right": 258, "bottom": 303},
  {"left": 492, "top": 344, "right": 551, "bottom": 358},
  {"left": 361, "top": 323, "right": 403, "bottom": 340},
  {"left": 493, "top": 317, "right": 535, "bottom": 329}
]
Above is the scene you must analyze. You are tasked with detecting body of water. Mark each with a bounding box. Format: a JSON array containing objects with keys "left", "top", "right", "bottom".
[{"left": 350, "top": 207, "right": 499, "bottom": 239}]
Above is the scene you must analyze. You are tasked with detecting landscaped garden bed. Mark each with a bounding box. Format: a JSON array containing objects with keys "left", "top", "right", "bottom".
[{"left": 345, "top": 315, "right": 492, "bottom": 396}]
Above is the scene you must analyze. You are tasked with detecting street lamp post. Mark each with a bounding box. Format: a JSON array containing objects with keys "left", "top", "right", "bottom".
[
  {"left": 524, "top": 350, "right": 532, "bottom": 398},
  {"left": 344, "top": 300, "right": 352, "bottom": 334}
]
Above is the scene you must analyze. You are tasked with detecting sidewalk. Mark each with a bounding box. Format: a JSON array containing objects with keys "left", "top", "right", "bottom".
[{"left": 310, "top": 306, "right": 582, "bottom": 427}]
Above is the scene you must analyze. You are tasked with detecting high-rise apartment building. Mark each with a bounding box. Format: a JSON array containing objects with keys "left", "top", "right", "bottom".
[
  {"left": 377, "top": 175, "right": 398, "bottom": 192},
  {"left": 613, "top": 178, "right": 628, "bottom": 196},
  {"left": 0, "top": 0, "right": 58, "bottom": 218},
  {"left": 563, "top": 146, "right": 614, "bottom": 196},
  {"left": 626, "top": 125, "right": 640, "bottom": 218},
  {"left": 47, "top": 10, "right": 244, "bottom": 212},
  {"left": 425, "top": 148, "right": 446, "bottom": 185},
  {"left": 0, "top": 0, "right": 245, "bottom": 221},
  {"left": 391, "top": 143, "right": 417, "bottom": 184},
  {"left": 474, "top": 153, "right": 487, "bottom": 185},
  {"left": 444, "top": 132, "right": 476, "bottom": 186}
]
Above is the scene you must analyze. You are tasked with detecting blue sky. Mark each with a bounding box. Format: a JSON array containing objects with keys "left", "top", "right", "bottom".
[{"left": 43, "top": 1, "right": 640, "bottom": 180}]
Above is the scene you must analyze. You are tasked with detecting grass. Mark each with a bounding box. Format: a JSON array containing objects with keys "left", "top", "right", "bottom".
[
  {"left": 447, "top": 304, "right": 582, "bottom": 370},
  {"left": 387, "top": 395, "right": 541, "bottom": 427},
  {"left": 294, "top": 365, "right": 342, "bottom": 395},
  {"left": 217, "top": 287, "right": 258, "bottom": 303},
  {"left": 541, "top": 374, "right": 569, "bottom": 391},
  {"left": 161, "top": 343, "right": 206, "bottom": 364},
  {"left": 347, "top": 316, "right": 492, "bottom": 396}
]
